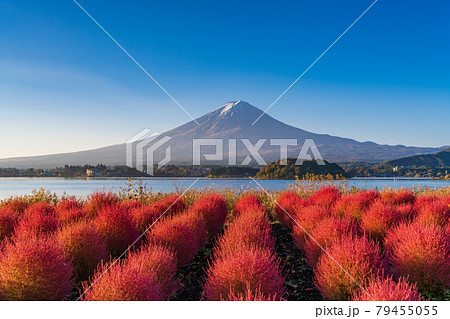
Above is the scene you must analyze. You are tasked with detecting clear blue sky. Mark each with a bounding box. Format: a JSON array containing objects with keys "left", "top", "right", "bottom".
[{"left": 0, "top": 0, "right": 449, "bottom": 158}]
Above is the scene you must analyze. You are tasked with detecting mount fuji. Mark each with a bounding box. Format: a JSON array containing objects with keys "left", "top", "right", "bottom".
[{"left": 0, "top": 101, "right": 446, "bottom": 168}]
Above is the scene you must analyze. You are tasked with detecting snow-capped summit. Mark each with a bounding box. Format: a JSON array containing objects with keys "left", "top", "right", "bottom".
[
  {"left": 215, "top": 100, "right": 255, "bottom": 117},
  {"left": 217, "top": 100, "right": 244, "bottom": 115}
]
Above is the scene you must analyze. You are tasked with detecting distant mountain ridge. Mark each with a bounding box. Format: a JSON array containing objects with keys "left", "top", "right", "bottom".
[
  {"left": 384, "top": 148, "right": 450, "bottom": 168},
  {"left": 0, "top": 101, "right": 447, "bottom": 169}
]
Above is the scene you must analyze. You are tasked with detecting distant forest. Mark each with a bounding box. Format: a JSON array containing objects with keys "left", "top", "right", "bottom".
[
  {"left": 343, "top": 148, "right": 450, "bottom": 179},
  {"left": 1, "top": 149, "right": 449, "bottom": 179}
]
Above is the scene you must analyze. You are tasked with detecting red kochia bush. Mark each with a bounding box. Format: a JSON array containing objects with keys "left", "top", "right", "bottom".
[
  {"left": 360, "top": 200, "right": 399, "bottom": 241},
  {"left": 352, "top": 276, "right": 422, "bottom": 301},
  {"left": 4, "top": 197, "right": 28, "bottom": 216},
  {"left": 304, "top": 216, "right": 358, "bottom": 268},
  {"left": 152, "top": 194, "right": 186, "bottom": 216},
  {"left": 189, "top": 194, "right": 227, "bottom": 237},
  {"left": 333, "top": 194, "right": 362, "bottom": 221},
  {"left": 274, "top": 191, "right": 306, "bottom": 229},
  {"left": 131, "top": 195, "right": 186, "bottom": 232},
  {"left": 86, "top": 191, "right": 119, "bottom": 216},
  {"left": 56, "top": 199, "right": 87, "bottom": 224},
  {"left": 309, "top": 186, "right": 341, "bottom": 209},
  {"left": 415, "top": 194, "right": 439, "bottom": 207},
  {"left": 334, "top": 190, "right": 379, "bottom": 221},
  {"left": 132, "top": 206, "right": 162, "bottom": 232},
  {"left": 415, "top": 199, "right": 449, "bottom": 227},
  {"left": 292, "top": 205, "right": 330, "bottom": 250},
  {"left": 177, "top": 210, "right": 209, "bottom": 248},
  {"left": 120, "top": 199, "right": 143, "bottom": 212},
  {"left": 0, "top": 236, "right": 74, "bottom": 300},
  {"left": 384, "top": 223, "right": 449, "bottom": 292},
  {"left": 233, "top": 193, "right": 262, "bottom": 216},
  {"left": 315, "top": 235, "right": 385, "bottom": 300},
  {"left": 56, "top": 220, "right": 108, "bottom": 281},
  {"left": 215, "top": 207, "right": 274, "bottom": 257},
  {"left": 94, "top": 205, "right": 139, "bottom": 257},
  {"left": 393, "top": 189, "right": 416, "bottom": 205},
  {"left": 203, "top": 246, "right": 285, "bottom": 301},
  {"left": 81, "top": 260, "right": 162, "bottom": 301},
  {"left": 356, "top": 190, "right": 381, "bottom": 206},
  {"left": 15, "top": 206, "right": 59, "bottom": 239},
  {"left": 225, "top": 287, "right": 279, "bottom": 301},
  {"left": 148, "top": 213, "right": 202, "bottom": 266},
  {"left": 56, "top": 198, "right": 84, "bottom": 213},
  {"left": 395, "top": 203, "right": 417, "bottom": 221},
  {"left": 24, "top": 202, "right": 55, "bottom": 217},
  {"left": 0, "top": 207, "right": 18, "bottom": 241},
  {"left": 127, "top": 244, "right": 179, "bottom": 300},
  {"left": 381, "top": 189, "right": 415, "bottom": 206}
]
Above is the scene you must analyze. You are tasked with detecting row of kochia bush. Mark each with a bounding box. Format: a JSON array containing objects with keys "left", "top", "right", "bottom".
[
  {"left": 274, "top": 187, "right": 449, "bottom": 300},
  {"left": 202, "top": 194, "right": 285, "bottom": 300},
  {"left": 0, "top": 192, "right": 228, "bottom": 300},
  {"left": 82, "top": 193, "right": 229, "bottom": 300}
]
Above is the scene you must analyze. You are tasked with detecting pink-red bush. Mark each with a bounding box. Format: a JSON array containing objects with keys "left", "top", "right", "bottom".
[
  {"left": 309, "top": 186, "right": 341, "bottom": 209},
  {"left": 360, "top": 200, "right": 399, "bottom": 241},
  {"left": 384, "top": 222, "right": 449, "bottom": 292},
  {"left": 0, "top": 235, "right": 74, "bottom": 300},
  {"left": 292, "top": 205, "right": 330, "bottom": 250},
  {"left": 215, "top": 208, "right": 274, "bottom": 257},
  {"left": 177, "top": 210, "right": 209, "bottom": 248},
  {"left": 132, "top": 205, "right": 163, "bottom": 232},
  {"left": 356, "top": 190, "right": 381, "bottom": 206},
  {"left": 131, "top": 195, "right": 186, "bottom": 232},
  {"left": 415, "top": 194, "right": 439, "bottom": 208},
  {"left": 334, "top": 190, "right": 379, "bottom": 221},
  {"left": 15, "top": 207, "right": 59, "bottom": 239},
  {"left": 120, "top": 199, "right": 143, "bottom": 212},
  {"left": 333, "top": 195, "right": 362, "bottom": 221},
  {"left": 94, "top": 205, "right": 139, "bottom": 257},
  {"left": 56, "top": 220, "right": 108, "bottom": 281},
  {"left": 151, "top": 194, "right": 187, "bottom": 216},
  {"left": 56, "top": 198, "right": 84, "bottom": 213},
  {"left": 56, "top": 199, "right": 87, "bottom": 224},
  {"left": 395, "top": 203, "right": 417, "bottom": 221},
  {"left": 233, "top": 194, "right": 262, "bottom": 216},
  {"left": 148, "top": 213, "right": 203, "bottom": 266},
  {"left": 127, "top": 244, "right": 179, "bottom": 300},
  {"left": 86, "top": 191, "right": 119, "bottom": 216},
  {"left": 203, "top": 246, "right": 285, "bottom": 301},
  {"left": 381, "top": 189, "right": 415, "bottom": 206},
  {"left": 189, "top": 194, "right": 228, "bottom": 237},
  {"left": 415, "top": 198, "right": 449, "bottom": 227},
  {"left": 0, "top": 207, "right": 18, "bottom": 241},
  {"left": 315, "top": 235, "right": 385, "bottom": 300},
  {"left": 274, "top": 191, "right": 306, "bottom": 229},
  {"left": 225, "top": 287, "right": 279, "bottom": 301},
  {"left": 304, "top": 216, "right": 358, "bottom": 267},
  {"left": 4, "top": 197, "right": 28, "bottom": 216},
  {"left": 352, "top": 276, "right": 421, "bottom": 301},
  {"left": 24, "top": 202, "right": 55, "bottom": 217},
  {"left": 81, "top": 260, "right": 162, "bottom": 301}
]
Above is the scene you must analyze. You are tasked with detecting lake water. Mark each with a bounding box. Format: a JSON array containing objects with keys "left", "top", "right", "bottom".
[{"left": 0, "top": 177, "right": 448, "bottom": 199}]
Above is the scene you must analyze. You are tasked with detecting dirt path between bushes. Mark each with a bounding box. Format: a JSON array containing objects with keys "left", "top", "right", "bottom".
[{"left": 271, "top": 222, "right": 322, "bottom": 301}]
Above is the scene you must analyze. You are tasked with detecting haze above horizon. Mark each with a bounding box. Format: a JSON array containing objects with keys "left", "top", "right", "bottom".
[{"left": 0, "top": 0, "right": 449, "bottom": 158}]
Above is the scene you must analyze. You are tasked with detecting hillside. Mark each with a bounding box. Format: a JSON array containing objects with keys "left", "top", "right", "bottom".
[
  {"left": 343, "top": 148, "right": 450, "bottom": 178},
  {"left": 384, "top": 148, "right": 450, "bottom": 168},
  {"left": 256, "top": 158, "right": 347, "bottom": 180}
]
